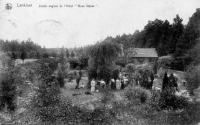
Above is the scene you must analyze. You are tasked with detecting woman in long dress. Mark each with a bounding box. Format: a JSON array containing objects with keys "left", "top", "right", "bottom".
[
  {"left": 116, "top": 79, "right": 121, "bottom": 90},
  {"left": 91, "top": 79, "right": 96, "bottom": 92}
]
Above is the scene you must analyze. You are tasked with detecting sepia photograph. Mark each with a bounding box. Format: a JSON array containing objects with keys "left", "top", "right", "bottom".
[{"left": 0, "top": 0, "right": 200, "bottom": 124}]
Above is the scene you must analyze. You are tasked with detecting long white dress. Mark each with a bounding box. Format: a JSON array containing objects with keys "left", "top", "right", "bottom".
[
  {"left": 91, "top": 80, "right": 96, "bottom": 92},
  {"left": 116, "top": 79, "right": 121, "bottom": 90}
]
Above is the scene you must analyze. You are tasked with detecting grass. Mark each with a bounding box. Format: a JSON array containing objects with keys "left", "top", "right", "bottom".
[{"left": 1, "top": 62, "right": 200, "bottom": 125}]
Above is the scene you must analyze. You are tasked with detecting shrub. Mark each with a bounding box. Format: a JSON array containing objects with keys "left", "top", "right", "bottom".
[
  {"left": 31, "top": 64, "right": 62, "bottom": 124},
  {"left": 0, "top": 68, "right": 19, "bottom": 112},
  {"left": 101, "top": 91, "right": 115, "bottom": 104},
  {"left": 185, "top": 64, "right": 200, "bottom": 95},
  {"left": 124, "top": 86, "right": 151, "bottom": 104},
  {"left": 57, "top": 71, "right": 65, "bottom": 87},
  {"left": 158, "top": 90, "right": 189, "bottom": 110},
  {"left": 167, "top": 102, "right": 200, "bottom": 125}
]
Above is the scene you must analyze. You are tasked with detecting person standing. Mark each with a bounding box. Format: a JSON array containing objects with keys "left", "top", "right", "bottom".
[
  {"left": 116, "top": 78, "right": 121, "bottom": 90},
  {"left": 75, "top": 76, "right": 81, "bottom": 89},
  {"left": 91, "top": 79, "right": 96, "bottom": 92},
  {"left": 111, "top": 78, "right": 115, "bottom": 90},
  {"left": 100, "top": 79, "right": 106, "bottom": 88},
  {"left": 121, "top": 79, "right": 125, "bottom": 90}
]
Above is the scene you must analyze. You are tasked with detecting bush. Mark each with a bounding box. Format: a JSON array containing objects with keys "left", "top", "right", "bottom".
[
  {"left": 167, "top": 102, "right": 200, "bottom": 125},
  {"left": 31, "top": 64, "right": 62, "bottom": 124},
  {"left": 57, "top": 71, "right": 65, "bottom": 87},
  {"left": 185, "top": 64, "right": 200, "bottom": 95},
  {"left": 101, "top": 91, "right": 115, "bottom": 104},
  {"left": 158, "top": 90, "right": 189, "bottom": 110},
  {"left": 0, "top": 68, "right": 18, "bottom": 112},
  {"left": 124, "top": 86, "right": 151, "bottom": 104}
]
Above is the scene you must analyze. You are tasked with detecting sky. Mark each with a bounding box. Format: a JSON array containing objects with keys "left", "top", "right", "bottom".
[{"left": 0, "top": 0, "right": 200, "bottom": 48}]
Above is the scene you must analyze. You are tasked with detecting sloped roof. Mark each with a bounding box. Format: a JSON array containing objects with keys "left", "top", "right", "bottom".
[{"left": 126, "top": 48, "right": 158, "bottom": 58}]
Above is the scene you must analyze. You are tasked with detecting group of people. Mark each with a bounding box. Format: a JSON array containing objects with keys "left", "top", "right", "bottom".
[{"left": 90, "top": 78, "right": 125, "bottom": 92}]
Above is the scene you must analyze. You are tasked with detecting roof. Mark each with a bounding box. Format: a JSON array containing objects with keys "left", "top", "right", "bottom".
[{"left": 125, "top": 48, "right": 158, "bottom": 58}]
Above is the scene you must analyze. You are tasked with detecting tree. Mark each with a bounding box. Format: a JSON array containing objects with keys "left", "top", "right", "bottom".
[
  {"left": 52, "top": 52, "right": 57, "bottom": 58},
  {"left": 139, "top": 69, "right": 152, "bottom": 89},
  {"left": 66, "top": 49, "right": 69, "bottom": 58},
  {"left": 59, "top": 47, "right": 65, "bottom": 64},
  {"left": 185, "top": 65, "right": 200, "bottom": 95},
  {"left": 11, "top": 51, "right": 17, "bottom": 60},
  {"left": 20, "top": 49, "right": 27, "bottom": 64},
  {"left": 43, "top": 52, "right": 49, "bottom": 58},
  {"left": 0, "top": 67, "right": 20, "bottom": 112},
  {"left": 162, "top": 72, "right": 168, "bottom": 91},
  {"left": 70, "top": 51, "right": 75, "bottom": 58},
  {"left": 57, "top": 70, "right": 65, "bottom": 87},
  {"left": 88, "top": 40, "right": 121, "bottom": 88},
  {"left": 150, "top": 71, "right": 154, "bottom": 88},
  {"left": 125, "top": 63, "right": 136, "bottom": 86},
  {"left": 112, "top": 69, "right": 119, "bottom": 81},
  {"left": 169, "top": 15, "right": 184, "bottom": 54},
  {"left": 31, "top": 64, "right": 62, "bottom": 123},
  {"left": 36, "top": 51, "right": 41, "bottom": 59}
]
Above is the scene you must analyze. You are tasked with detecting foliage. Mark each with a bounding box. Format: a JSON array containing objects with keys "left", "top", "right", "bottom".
[
  {"left": 166, "top": 102, "right": 200, "bottom": 125},
  {"left": 162, "top": 72, "right": 168, "bottom": 91},
  {"left": 187, "top": 40, "right": 200, "bottom": 65},
  {"left": 11, "top": 51, "right": 17, "bottom": 60},
  {"left": 59, "top": 47, "right": 65, "bottom": 64},
  {"left": 125, "top": 86, "right": 151, "bottom": 104},
  {"left": 78, "top": 56, "right": 88, "bottom": 69},
  {"left": 87, "top": 40, "right": 121, "bottom": 87},
  {"left": 57, "top": 70, "right": 65, "bottom": 87},
  {"left": 31, "top": 64, "right": 62, "bottom": 123},
  {"left": 42, "top": 52, "right": 49, "bottom": 58},
  {"left": 0, "top": 39, "right": 43, "bottom": 59},
  {"left": 0, "top": 64, "right": 26, "bottom": 112},
  {"left": 139, "top": 69, "right": 151, "bottom": 89},
  {"left": 112, "top": 68, "right": 119, "bottom": 81},
  {"left": 0, "top": 69, "right": 17, "bottom": 111},
  {"left": 65, "top": 48, "right": 69, "bottom": 58},
  {"left": 185, "top": 64, "right": 200, "bottom": 95},
  {"left": 70, "top": 51, "right": 75, "bottom": 58},
  {"left": 97, "top": 65, "right": 112, "bottom": 84},
  {"left": 158, "top": 90, "right": 189, "bottom": 110},
  {"left": 125, "top": 63, "right": 136, "bottom": 85},
  {"left": 36, "top": 51, "right": 41, "bottom": 59}
]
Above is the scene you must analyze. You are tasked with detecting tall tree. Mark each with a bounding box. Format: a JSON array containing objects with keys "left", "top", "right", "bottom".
[
  {"left": 162, "top": 72, "right": 168, "bottom": 91},
  {"left": 185, "top": 64, "right": 200, "bottom": 95},
  {"left": 88, "top": 40, "right": 121, "bottom": 88},
  {"left": 169, "top": 15, "right": 184, "bottom": 54},
  {"left": 70, "top": 51, "right": 75, "bottom": 58},
  {"left": 66, "top": 48, "right": 69, "bottom": 58}
]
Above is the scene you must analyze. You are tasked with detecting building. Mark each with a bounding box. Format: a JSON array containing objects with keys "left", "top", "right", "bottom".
[{"left": 117, "top": 48, "right": 158, "bottom": 66}]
